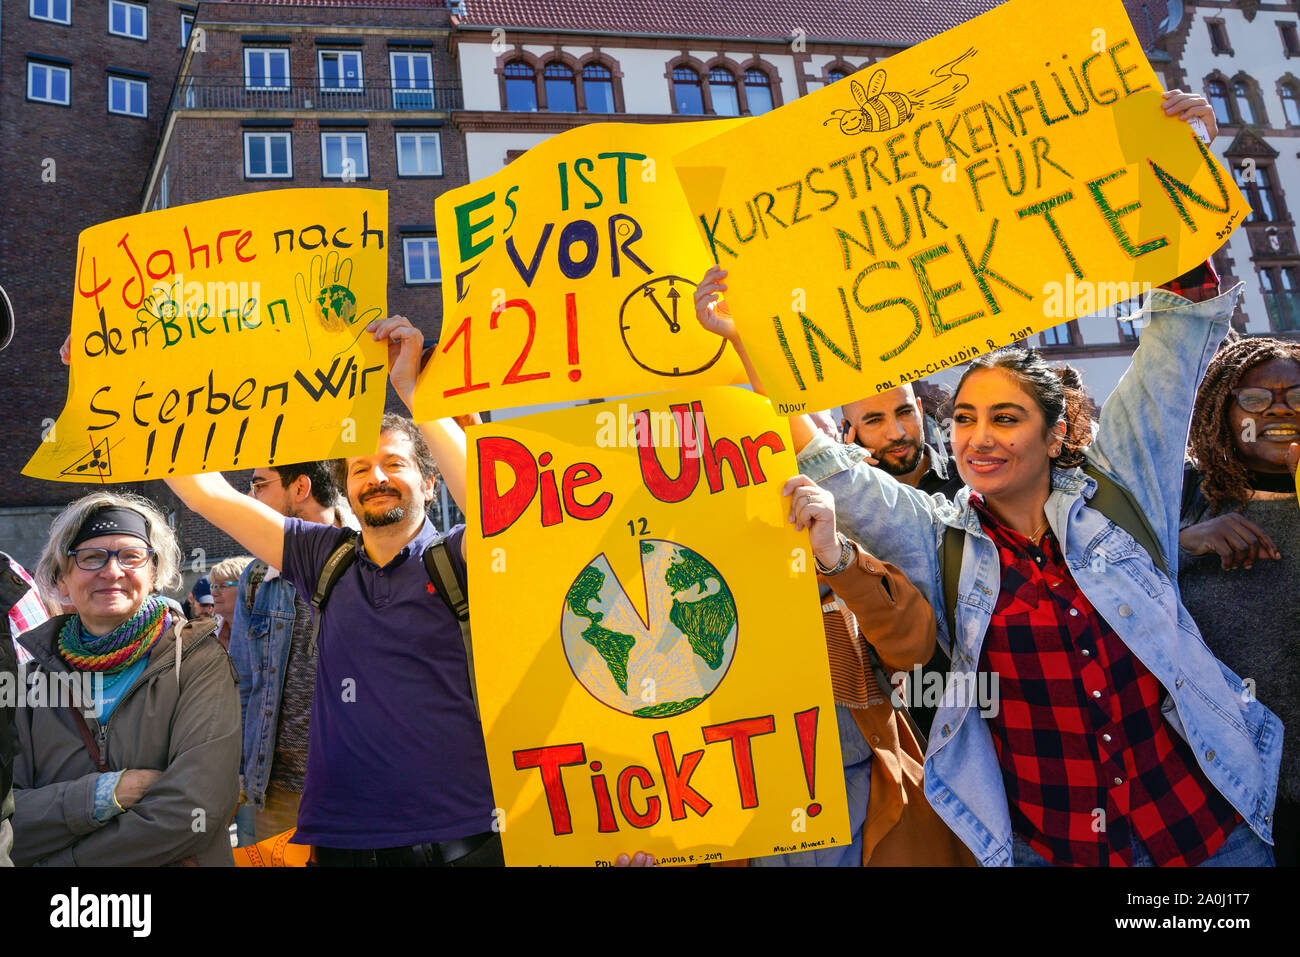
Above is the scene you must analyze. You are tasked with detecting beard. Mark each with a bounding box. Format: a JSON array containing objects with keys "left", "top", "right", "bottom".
[
  {"left": 871, "top": 440, "right": 924, "bottom": 477},
  {"left": 357, "top": 486, "right": 409, "bottom": 527}
]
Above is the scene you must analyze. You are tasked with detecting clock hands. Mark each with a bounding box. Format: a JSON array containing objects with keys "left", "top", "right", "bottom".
[{"left": 643, "top": 284, "right": 680, "bottom": 332}]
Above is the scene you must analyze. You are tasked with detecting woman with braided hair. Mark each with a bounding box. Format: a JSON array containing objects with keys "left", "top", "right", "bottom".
[
  {"left": 1180, "top": 334, "right": 1300, "bottom": 866},
  {"left": 10, "top": 491, "right": 240, "bottom": 865}
]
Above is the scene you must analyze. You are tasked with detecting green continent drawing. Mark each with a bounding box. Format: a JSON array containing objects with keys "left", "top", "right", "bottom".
[
  {"left": 315, "top": 284, "right": 357, "bottom": 332},
  {"left": 665, "top": 550, "right": 736, "bottom": 670},
  {"left": 566, "top": 566, "right": 636, "bottom": 694},
  {"left": 561, "top": 541, "right": 737, "bottom": 718}
]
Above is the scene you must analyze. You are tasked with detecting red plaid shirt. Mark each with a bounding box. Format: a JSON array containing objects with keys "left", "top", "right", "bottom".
[{"left": 971, "top": 497, "right": 1241, "bottom": 866}]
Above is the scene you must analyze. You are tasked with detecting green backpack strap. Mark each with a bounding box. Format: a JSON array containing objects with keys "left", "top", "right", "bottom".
[
  {"left": 940, "top": 524, "right": 964, "bottom": 653},
  {"left": 422, "top": 539, "right": 477, "bottom": 719},
  {"left": 1081, "top": 460, "right": 1170, "bottom": 579}
]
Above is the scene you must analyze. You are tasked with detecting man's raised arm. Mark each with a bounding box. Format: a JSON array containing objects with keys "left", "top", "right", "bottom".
[{"left": 164, "top": 473, "right": 285, "bottom": 570}]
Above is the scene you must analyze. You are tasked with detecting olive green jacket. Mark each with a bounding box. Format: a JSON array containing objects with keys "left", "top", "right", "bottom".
[{"left": 11, "top": 615, "right": 240, "bottom": 866}]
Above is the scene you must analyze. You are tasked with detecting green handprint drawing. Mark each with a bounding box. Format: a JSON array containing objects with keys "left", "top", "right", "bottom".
[{"left": 293, "top": 250, "right": 382, "bottom": 358}]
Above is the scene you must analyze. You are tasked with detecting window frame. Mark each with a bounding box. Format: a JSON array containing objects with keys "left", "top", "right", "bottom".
[
  {"left": 671, "top": 65, "right": 705, "bottom": 115},
  {"left": 107, "top": 74, "right": 148, "bottom": 118},
  {"left": 243, "top": 130, "right": 293, "bottom": 180},
  {"left": 743, "top": 68, "right": 775, "bottom": 115},
  {"left": 1282, "top": 22, "right": 1300, "bottom": 58},
  {"left": 402, "top": 236, "right": 441, "bottom": 285},
  {"left": 707, "top": 67, "right": 740, "bottom": 117},
  {"left": 1282, "top": 81, "right": 1300, "bottom": 126},
  {"left": 1207, "top": 18, "right": 1232, "bottom": 56},
  {"left": 389, "top": 50, "right": 434, "bottom": 109},
  {"left": 26, "top": 60, "right": 71, "bottom": 106},
  {"left": 180, "top": 12, "right": 194, "bottom": 49},
  {"left": 503, "top": 59, "right": 539, "bottom": 111},
  {"left": 582, "top": 63, "right": 616, "bottom": 113},
  {"left": 318, "top": 48, "right": 364, "bottom": 93},
  {"left": 394, "top": 131, "right": 443, "bottom": 178},
  {"left": 543, "top": 61, "right": 578, "bottom": 112},
  {"left": 107, "top": 0, "right": 147, "bottom": 41},
  {"left": 244, "top": 47, "right": 290, "bottom": 91},
  {"left": 30, "top": 0, "right": 71, "bottom": 26},
  {"left": 1207, "top": 78, "right": 1234, "bottom": 126},
  {"left": 319, "top": 131, "right": 369, "bottom": 180}
]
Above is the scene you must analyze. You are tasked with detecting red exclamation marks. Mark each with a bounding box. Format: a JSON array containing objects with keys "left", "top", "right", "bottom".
[
  {"left": 565, "top": 292, "right": 581, "bottom": 382},
  {"left": 794, "top": 707, "right": 821, "bottom": 817},
  {"left": 143, "top": 430, "right": 156, "bottom": 475},
  {"left": 168, "top": 424, "right": 184, "bottom": 474},
  {"left": 201, "top": 423, "right": 216, "bottom": 470},
  {"left": 232, "top": 417, "right": 249, "bottom": 465},
  {"left": 268, "top": 414, "right": 284, "bottom": 464}
]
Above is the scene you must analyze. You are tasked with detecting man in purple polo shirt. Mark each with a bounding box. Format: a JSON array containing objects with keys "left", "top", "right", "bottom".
[{"left": 164, "top": 316, "right": 498, "bottom": 866}]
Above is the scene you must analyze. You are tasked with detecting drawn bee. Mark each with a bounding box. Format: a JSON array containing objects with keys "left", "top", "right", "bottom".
[{"left": 826, "top": 69, "right": 916, "bottom": 135}]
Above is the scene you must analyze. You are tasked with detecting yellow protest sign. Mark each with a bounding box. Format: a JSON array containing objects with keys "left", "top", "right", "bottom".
[
  {"left": 467, "top": 387, "right": 848, "bottom": 865},
  {"left": 672, "top": 0, "right": 1251, "bottom": 415},
  {"left": 25, "top": 189, "right": 389, "bottom": 482},
  {"left": 414, "top": 121, "right": 748, "bottom": 420}
]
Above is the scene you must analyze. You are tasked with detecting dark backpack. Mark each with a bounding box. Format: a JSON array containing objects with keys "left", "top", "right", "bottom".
[
  {"left": 307, "top": 530, "right": 477, "bottom": 716},
  {"left": 939, "top": 460, "right": 1171, "bottom": 645}
]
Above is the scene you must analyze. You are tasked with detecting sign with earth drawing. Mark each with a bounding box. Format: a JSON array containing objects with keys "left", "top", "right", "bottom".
[
  {"left": 25, "top": 188, "right": 389, "bottom": 482},
  {"left": 466, "top": 386, "right": 848, "bottom": 866}
]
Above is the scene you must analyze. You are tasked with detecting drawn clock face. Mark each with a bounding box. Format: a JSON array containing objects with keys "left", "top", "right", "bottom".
[{"left": 619, "top": 276, "right": 726, "bottom": 377}]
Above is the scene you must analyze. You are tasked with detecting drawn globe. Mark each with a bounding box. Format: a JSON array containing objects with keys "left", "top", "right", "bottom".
[
  {"left": 560, "top": 541, "right": 738, "bottom": 718},
  {"left": 315, "top": 284, "right": 357, "bottom": 332}
]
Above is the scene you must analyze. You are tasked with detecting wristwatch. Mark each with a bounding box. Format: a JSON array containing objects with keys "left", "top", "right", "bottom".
[{"left": 815, "top": 533, "right": 855, "bottom": 576}]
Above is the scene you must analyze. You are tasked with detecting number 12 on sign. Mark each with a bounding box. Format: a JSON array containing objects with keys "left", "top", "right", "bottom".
[{"left": 440, "top": 291, "right": 583, "bottom": 398}]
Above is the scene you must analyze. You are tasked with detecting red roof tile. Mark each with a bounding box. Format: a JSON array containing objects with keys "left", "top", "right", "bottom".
[{"left": 459, "top": 0, "right": 1007, "bottom": 45}]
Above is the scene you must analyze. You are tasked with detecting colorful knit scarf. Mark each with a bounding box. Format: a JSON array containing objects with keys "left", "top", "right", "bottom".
[{"left": 58, "top": 595, "right": 169, "bottom": 674}]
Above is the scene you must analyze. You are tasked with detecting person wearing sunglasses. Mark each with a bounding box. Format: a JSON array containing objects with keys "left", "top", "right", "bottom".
[
  {"left": 1180, "top": 335, "right": 1300, "bottom": 866},
  {"left": 10, "top": 493, "right": 240, "bottom": 865}
]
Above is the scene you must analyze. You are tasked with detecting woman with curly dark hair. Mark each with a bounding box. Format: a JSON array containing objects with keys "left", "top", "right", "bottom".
[{"left": 1180, "top": 334, "right": 1300, "bottom": 866}]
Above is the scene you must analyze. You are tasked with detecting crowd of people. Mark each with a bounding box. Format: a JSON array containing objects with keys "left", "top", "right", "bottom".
[{"left": 0, "top": 90, "right": 1293, "bottom": 868}]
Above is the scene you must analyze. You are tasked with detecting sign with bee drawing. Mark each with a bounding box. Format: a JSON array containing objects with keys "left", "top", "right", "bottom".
[
  {"left": 672, "top": 0, "right": 1251, "bottom": 416},
  {"left": 25, "top": 189, "right": 389, "bottom": 482}
]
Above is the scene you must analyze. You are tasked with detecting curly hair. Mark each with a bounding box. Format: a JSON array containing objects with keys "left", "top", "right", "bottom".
[
  {"left": 951, "top": 346, "right": 1094, "bottom": 468},
  {"left": 1188, "top": 334, "right": 1300, "bottom": 515}
]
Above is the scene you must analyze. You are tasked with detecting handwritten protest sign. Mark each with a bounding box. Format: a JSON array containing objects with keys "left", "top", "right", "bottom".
[
  {"left": 467, "top": 387, "right": 847, "bottom": 865},
  {"left": 414, "top": 121, "right": 748, "bottom": 420},
  {"left": 25, "top": 189, "right": 389, "bottom": 482},
  {"left": 672, "top": 0, "right": 1251, "bottom": 415}
]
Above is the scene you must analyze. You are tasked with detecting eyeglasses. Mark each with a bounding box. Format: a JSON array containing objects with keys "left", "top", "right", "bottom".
[
  {"left": 209, "top": 580, "right": 239, "bottom": 593},
  {"left": 248, "top": 478, "right": 276, "bottom": 495},
  {"left": 1231, "top": 386, "right": 1300, "bottom": 413},
  {"left": 68, "top": 546, "right": 155, "bottom": 571}
]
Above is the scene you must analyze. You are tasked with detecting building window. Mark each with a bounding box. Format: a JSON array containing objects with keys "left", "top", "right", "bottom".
[
  {"left": 673, "top": 66, "right": 704, "bottom": 114},
  {"left": 180, "top": 13, "right": 194, "bottom": 49},
  {"left": 244, "top": 131, "right": 292, "bottom": 178},
  {"left": 30, "top": 0, "right": 70, "bottom": 25},
  {"left": 245, "top": 48, "right": 289, "bottom": 90},
  {"left": 504, "top": 60, "right": 537, "bottom": 111},
  {"left": 1207, "top": 19, "right": 1231, "bottom": 55},
  {"left": 1235, "top": 162, "right": 1281, "bottom": 222},
  {"left": 153, "top": 167, "right": 169, "bottom": 211},
  {"left": 390, "top": 51, "right": 433, "bottom": 109},
  {"left": 395, "top": 131, "right": 442, "bottom": 176},
  {"left": 1115, "top": 296, "right": 1140, "bottom": 342},
  {"left": 1283, "top": 82, "right": 1300, "bottom": 126},
  {"left": 108, "top": 75, "right": 147, "bottom": 117},
  {"left": 1260, "top": 267, "right": 1300, "bottom": 331},
  {"left": 1039, "top": 322, "right": 1076, "bottom": 347},
  {"left": 319, "top": 50, "right": 362, "bottom": 92},
  {"left": 1233, "top": 79, "right": 1260, "bottom": 125},
  {"left": 1282, "top": 22, "right": 1300, "bottom": 58},
  {"left": 826, "top": 68, "right": 849, "bottom": 86},
  {"left": 27, "top": 61, "right": 70, "bottom": 105},
  {"left": 320, "top": 132, "right": 368, "bottom": 179},
  {"left": 403, "top": 237, "right": 440, "bottom": 284},
  {"left": 708, "top": 68, "right": 739, "bottom": 116},
  {"left": 544, "top": 63, "right": 577, "bottom": 112},
  {"left": 584, "top": 64, "right": 614, "bottom": 112},
  {"left": 1207, "top": 79, "right": 1232, "bottom": 125},
  {"left": 745, "top": 69, "right": 774, "bottom": 115},
  {"left": 108, "top": 0, "right": 147, "bottom": 40}
]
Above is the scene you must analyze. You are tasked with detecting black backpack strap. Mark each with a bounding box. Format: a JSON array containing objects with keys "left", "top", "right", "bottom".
[
  {"left": 422, "top": 539, "right": 477, "bottom": 718},
  {"left": 939, "top": 524, "right": 963, "bottom": 655},
  {"left": 309, "top": 531, "right": 360, "bottom": 650},
  {"left": 1081, "top": 461, "right": 1171, "bottom": 579}
]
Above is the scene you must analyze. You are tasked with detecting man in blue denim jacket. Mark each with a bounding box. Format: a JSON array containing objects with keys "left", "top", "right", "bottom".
[
  {"left": 796, "top": 283, "right": 1282, "bottom": 865},
  {"left": 229, "top": 461, "right": 349, "bottom": 843}
]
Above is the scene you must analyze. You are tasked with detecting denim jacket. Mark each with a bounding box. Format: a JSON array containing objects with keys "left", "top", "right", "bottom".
[
  {"left": 798, "top": 284, "right": 1283, "bottom": 866},
  {"left": 228, "top": 560, "right": 299, "bottom": 810}
]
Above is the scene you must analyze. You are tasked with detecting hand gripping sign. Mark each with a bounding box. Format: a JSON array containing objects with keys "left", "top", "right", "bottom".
[
  {"left": 671, "top": 0, "right": 1251, "bottom": 416},
  {"left": 466, "top": 387, "right": 848, "bottom": 865},
  {"left": 25, "top": 189, "right": 389, "bottom": 482},
  {"left": 414, "top": 121, "right": 748, "bottom": 421}
]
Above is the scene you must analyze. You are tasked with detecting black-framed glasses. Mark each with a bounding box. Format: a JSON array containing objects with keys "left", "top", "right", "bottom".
[
  {"left": 68, "top": 546, "right": 155, "bottom": 571},
  {"left": 1231, "top": 385, "right": 1300, "bottom": 413}
]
